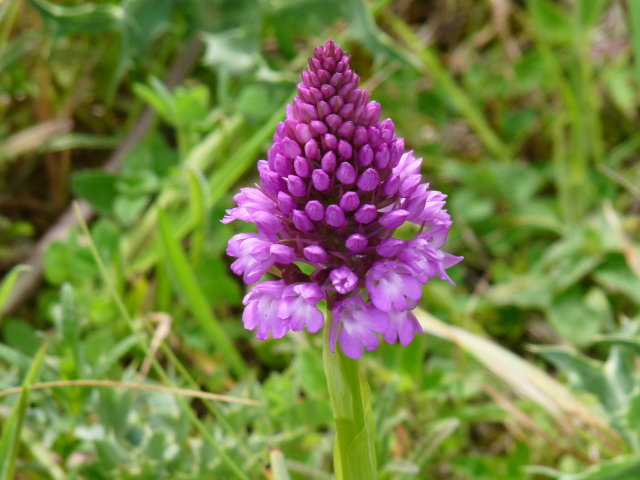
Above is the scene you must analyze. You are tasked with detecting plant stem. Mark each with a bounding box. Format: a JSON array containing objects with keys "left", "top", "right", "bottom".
[{"left": 322, "top": 324, "right": 377, "bottom": 480}]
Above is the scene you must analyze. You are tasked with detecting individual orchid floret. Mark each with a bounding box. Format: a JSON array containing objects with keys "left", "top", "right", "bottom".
[
  {"left": 280, "top": 283, "right": 325, "bottom": 333},
  {"left": 227, "top": 233, "right": 295, "bottom": 284},
  {"left": 329, "top": 297, "right": 388, "bottom": 359},
  {"left": 242, "top": 281, "right": 288, "bottom": 340},
  {"left": 398, "top": 225, "right": 463, "bottom": 284},
  {"left": 365, "top": 260, "right": 423, "bottom": 312},
  {"left": 383, "top": 310, "right": 423, "bottom": 346},
  {"left": 224, "top": 41, "right": 462, "bottom": 358}
]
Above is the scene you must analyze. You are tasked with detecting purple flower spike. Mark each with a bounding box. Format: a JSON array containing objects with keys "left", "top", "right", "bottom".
[{"left": 224, "top": 40, "right": 461, "bottom": 353}]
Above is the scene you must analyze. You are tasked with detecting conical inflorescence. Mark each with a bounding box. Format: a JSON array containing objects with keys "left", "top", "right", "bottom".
[{"left": 224, "top": 41, "right": 462, "bottom": 359}]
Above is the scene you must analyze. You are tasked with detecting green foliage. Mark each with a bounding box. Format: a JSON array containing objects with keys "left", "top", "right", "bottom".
[{"left": 2, "top": 0, "right": 640, "bottom": 478}]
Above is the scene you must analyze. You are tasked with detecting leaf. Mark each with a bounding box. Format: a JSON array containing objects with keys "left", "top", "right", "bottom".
[
  {"left": 533, "top": 346, "right": 627, "bottom": 415},
  {"left": 202, "top": 27, "right": 261, "bottom": 74},
  {"left": 28, "top": 0, "right": 123, "bottom": 36},
  {"left": 529, "top": 0, "right": 571, "bottom": 43},
  {"left": 0, "top": 264, "right": 31, "bottom": 322},
  {"left": 270, "top": 448, "right": 292, "bottom": 480},
  {"left": 185, "top": 166, "right": 208, "bottom": 264},
  {"left": 0, "top": 342, "right": 48, "bottom": 480},
  {"left": 133, "top": 78, "right": 175, "bottom": 122},
  {"left": 3, "top": 320, "right": 39, "bottom": 357},
  {"left": 156, "top": 208, "right": 247, "bottom": 377},
  {"left": 578, "top": 0, "right": 607, "bottom": 29},
  {"left": 593, "top": 255, "right": 640, "bottom": 305},
  {"left": 546, "top": 287, "right": 604, "bottom": 345},
  {"left": 592, "top": 336, "right": 640, "bottom": 356},
  {"left": 561, "top": 455, "right": 640, "bottom": 480},
  {"left": 71, "top": 170, "right": 119, "bottom": 216},
  {"left": 58, "top": 283, "right": 84, "bottom": 378}
]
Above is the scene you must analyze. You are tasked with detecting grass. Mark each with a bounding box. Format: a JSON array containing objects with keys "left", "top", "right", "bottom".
[{"left": 1, "top": 0, "right": 639, "bottom": 478}]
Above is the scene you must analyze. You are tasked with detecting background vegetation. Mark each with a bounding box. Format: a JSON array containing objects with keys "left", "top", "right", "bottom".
[{"left": 1, "top": 0, "right": 640, "bottom": 478}]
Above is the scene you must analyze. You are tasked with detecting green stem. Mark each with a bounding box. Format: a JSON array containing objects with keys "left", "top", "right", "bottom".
[{"left": 322, "top": 324, "right": 377, "bottom": 480}]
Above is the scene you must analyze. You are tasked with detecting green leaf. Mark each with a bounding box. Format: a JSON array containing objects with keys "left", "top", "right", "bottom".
[
  {"left": 593, "top": 256, "right": 640, "bottom": 305},
  {"left": 71, "top": 170, "right": 119, "bottom": 216},
  {"left": 0, "top": 342, "right": 48, "bottom": 480},
  {"left": 561, "top": 455, "right": 640, "bottom": 480},
  {"left": 546, "top": 287, "right": 604, "bottom": 345},
  {"left": 58, "top": 283, "right": 84, "bottom": 378},
  {"left": 28, "top": 0, "right": 123, "bottom": 36},
  {"left": 3, "top": 320, "right": 39, "bottom": 357},
  {"left": 133, "top": 78, "right": 175, "bottom": 123},
  {"left": 534, "top": 346, "right": 627, "bottom": 415},
  {"left": 202, "top": 27, "right": 261, "bottom": 74},
  {"left": 185, "top": 166, "right": 208, "bottom": 264},
  {"left": 156, "top": 208, "right": 247, "bottom": 377},
  {"left": 0, "top": 264, "right": 31, "bottom": 322},
  {"left": 270, "top": 448, "right": 292, "bottom": 480},
  {"left": 592, "top": 336, "right": 640, "bottom": 356},
  {"left": 529, "top": 0, "right": 571, "bottom": 43},
  {"left": 577, "top": 0, "right": 607, "bottom": 29}
]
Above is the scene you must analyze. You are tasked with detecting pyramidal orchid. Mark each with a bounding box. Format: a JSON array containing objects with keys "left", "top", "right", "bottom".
[{"left": 224, "top": 41, "right": 461, "bottom": 359}]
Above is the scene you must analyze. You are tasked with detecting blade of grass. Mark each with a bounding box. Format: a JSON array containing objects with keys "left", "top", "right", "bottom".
[
  {"left": 73, "top": 203, "right": 252, "bottom": 480},
  {"left": 185, "top": 166, "right": 208, "bottom": 265},
  {"left": 385, "top": 12, "right": 512, "bottom": 162},
  {"left": 156, "top": 208, "right": 247, "bottom": 377},
  {"left": 0, "top": 265, "right": 31, "bottom": 325},
  {"left": 0, "top": 342, "right": 48, "bottom": 480},
  {"left": 270, "top": 448, "right": 292, "bottom": 480},
  {"left": 0, "top": 379, "right": 262, "bottom": 406},
  {"left": 630, "top": 1, "right": 640, "bottom": 86},
  {"left": 415, "top": 309, "right": 622, "bottom": 453}
]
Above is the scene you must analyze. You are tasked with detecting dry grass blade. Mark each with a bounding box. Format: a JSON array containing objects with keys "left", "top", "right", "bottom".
[
  {"left": 0, "top": 379, "right": 263, "bottom": 406},
  {"left": 415, "top": 309, "right": 622, "bottom": 451},
  {"left": 0, "top": 118, "right": 73, "bottom": 160}
]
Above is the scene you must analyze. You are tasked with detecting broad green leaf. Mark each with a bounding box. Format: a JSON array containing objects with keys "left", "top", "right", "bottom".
[
  {"left": 534, "top": 346, "right": 628, "bottom": 416},
  {"left": 594, "top": 256, "right": 640, "bottom": 305},
  {"left": 547, "top": 287, "right": 604, "bottom": 345},
  {"left": 3, "top": 320, "right": 39, "bottom": 357},
  {"left": 71, "top": 170, "right": 119, "bottom": 216},
  {"left": 202, "top": 27, "right": 261, "bottom": 74}
]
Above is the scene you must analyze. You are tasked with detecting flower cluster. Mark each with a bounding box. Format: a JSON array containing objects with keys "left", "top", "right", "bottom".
[{"left": 224, "top": 41, "right": 461, "bottom": 359}]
